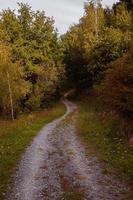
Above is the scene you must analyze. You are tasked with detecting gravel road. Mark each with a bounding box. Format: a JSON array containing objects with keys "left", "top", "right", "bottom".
[{"left": 6, "top": 98, "right": 132, "bottom": 200}]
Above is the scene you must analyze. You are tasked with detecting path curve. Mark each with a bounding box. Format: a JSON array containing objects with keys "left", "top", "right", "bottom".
[{"left": 6, "top": 98, "right": 132, "bottom": 200}]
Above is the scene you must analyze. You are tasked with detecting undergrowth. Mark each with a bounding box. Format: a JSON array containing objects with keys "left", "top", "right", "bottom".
[{"left": 76, "top": 96, "right": 133, "bottom": 180}]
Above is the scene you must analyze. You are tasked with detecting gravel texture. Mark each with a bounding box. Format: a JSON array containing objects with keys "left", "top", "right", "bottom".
[{"left": 5, "top": 99, "right": 132, "bottom": 200}]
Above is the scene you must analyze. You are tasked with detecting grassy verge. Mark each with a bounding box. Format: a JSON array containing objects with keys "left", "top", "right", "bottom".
[
  {"left": 76, "top": 97, "right": 133, "bottom": 180},
  {"left": 0, "top": 102, "right": 66, "bottom": 198}
]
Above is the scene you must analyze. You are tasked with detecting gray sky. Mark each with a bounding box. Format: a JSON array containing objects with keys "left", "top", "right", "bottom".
[{"left": 0, "top": 0, "right": 117, "bottom": 34}]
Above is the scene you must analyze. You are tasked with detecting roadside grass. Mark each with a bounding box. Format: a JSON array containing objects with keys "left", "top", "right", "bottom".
[
  {"left": 76, "top": 97, "right": 133, "bottom": 180},
  {"left": 0, "top": 102, "right": 66, "bottom": 198}
]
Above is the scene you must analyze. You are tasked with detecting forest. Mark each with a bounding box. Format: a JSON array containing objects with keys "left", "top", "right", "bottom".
[
  {"left": 0, "top": 0, "right": 133, "bottom": 199},
  {"left": 0, "top": 0, "right": 133, "bottom": 128},
  {"left": 62, "top": 0, "right": 133, "bottom": 143},
  {"left": 1, "top": 0, "right": 132, "bottom": 141},
  {"left": 0, "top": 3, "right": 64, "bottom": 119}
]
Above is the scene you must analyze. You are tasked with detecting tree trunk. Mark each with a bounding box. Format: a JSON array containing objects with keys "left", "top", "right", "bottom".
[
  {"left": 95, "top": 0, "right": 98, "bottom": 39},
  {"left": 7, "top": 71, "right": 14, "bottom": 120}
]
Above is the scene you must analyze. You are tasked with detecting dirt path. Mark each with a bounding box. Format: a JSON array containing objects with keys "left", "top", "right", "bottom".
[{"left": 6, "top": 99, "right": 132, "bottom": 200}]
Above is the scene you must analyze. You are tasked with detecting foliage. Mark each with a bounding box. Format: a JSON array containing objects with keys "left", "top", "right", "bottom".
[
  {"left": 85, "top": 27, "right": 132, "bottom": 82},
  {"left": 62, "top": 1, "right": 133, "bottom": 89},
  {"left": 0, "top": 43, "right": 30, "bottom": 118},
  {"left": 61, "top": 2, "right": 105, "bottom": 89},
  {"left": 100, "top": 49, "right": 133, "bottom": 121},
  {"left": 114, "top": 0, "right": 133, "bottom": 11},
  {"left": 62, "top": 0, "right": 133, "bottom": 138},
  {"left": 0, "top": 3, "right": 64, "bottom": 118}
]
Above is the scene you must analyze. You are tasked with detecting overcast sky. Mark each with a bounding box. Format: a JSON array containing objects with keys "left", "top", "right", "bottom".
[{"left": 0, "top": 0, "right": 117, "bottom": 34}]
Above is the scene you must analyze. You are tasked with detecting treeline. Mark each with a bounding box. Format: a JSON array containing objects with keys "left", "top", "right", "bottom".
[
  {"left": 62, "top": 0, "right": 133, "bottom": 138},
  {"left": 0, "top": 0, "right": 133, "bottom": 139},
  {"left": 0, "top": 3, "right": 64, "bottom": 119}
]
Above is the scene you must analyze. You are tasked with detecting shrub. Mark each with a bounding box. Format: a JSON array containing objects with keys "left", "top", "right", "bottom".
[{"left": 100, "top": 49, "right": 133, "bottom": 137}]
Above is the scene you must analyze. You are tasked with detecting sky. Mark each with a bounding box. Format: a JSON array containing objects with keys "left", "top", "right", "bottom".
[{"left": 0, "top": 0, "right": 117, "bottom": 34}]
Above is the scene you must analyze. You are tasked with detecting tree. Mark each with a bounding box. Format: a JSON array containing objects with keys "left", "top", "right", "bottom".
[
  {"left": 61, "top": 25, "right": 88, "bottom": 89},
  {"left": 18, "top": 3, "right": 34, "bottom": 39},
  {"left": 118, "top": 0, "right": 133, "bottom": 11},
  {"left": 0, "top": 3, "right": 64, "bottom": 114},
  {"left": 89, "top": 0, "right": 102, "bottom": 39},
  {"left": 86, "top": 26, "right": 133, "bottom": 82},
  {"left": 62, "top": 1, "right": 105, "bottom": 90},
  {"left": 0, "top": 43, "right": 31, "bottom": 119},
  {"left": 62, "top": 0, "right": 133, "bottom": 90},
  {"left": 81, "top": 1, "right": 105, "bottom": 47},
  {"left": 113, "top": 3, "right": 132, "bottom": 31},
  {"left": 0, "top": 9, "right": 21, "bottom": 44},
  {"left": 25, "top": 63, "right": 59, "bottom": 110},
  {"left": 100, "top": 48, "right": 133, "bottom": 137}
]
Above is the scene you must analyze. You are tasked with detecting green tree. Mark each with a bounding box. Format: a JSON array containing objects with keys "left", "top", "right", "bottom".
[
  {"left": 112, "top": 3, "right": 132, "bottom": 31},
  {"left": 0, "top": 9, "right": 20, "bottom": 44},
  {"left": 0, "top": 3, "right": 64, "bottom": 114},
  {"left": 86, "top": 27, "right": 132, "bottom": 82},
  {"left": 81, "top": 1, "right": 105, "bottom": 51},
  {"left": 118, "top": 0, "right": 133, "bottom": 11},
  {"left": 62, "top": 1, "right": 105, "bottom": 89},
  {"left": 0, "top": 43, "right": 30, "bottom": 119}
]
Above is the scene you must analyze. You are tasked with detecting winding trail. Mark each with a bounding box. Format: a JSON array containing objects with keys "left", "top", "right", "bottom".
[{"left": 6, "top": 99, "right": 132, "bottom": 200}]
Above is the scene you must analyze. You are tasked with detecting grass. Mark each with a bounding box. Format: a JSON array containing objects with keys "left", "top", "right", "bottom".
[
  {"left": 76, "top": 96, "right": 133, "bottom": 180},
  {"left": 0, "top": 102, "right": 66, "bottom": 198}
]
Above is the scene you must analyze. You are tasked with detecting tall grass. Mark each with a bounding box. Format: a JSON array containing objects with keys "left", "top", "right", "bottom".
[{"left": 76, "top": 97, "right": 133, "bottom": 180}]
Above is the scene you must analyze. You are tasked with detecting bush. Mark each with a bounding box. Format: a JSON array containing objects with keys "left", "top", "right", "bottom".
[{"left": 100, "top": 49, "right": 133, "bottom": 137}]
